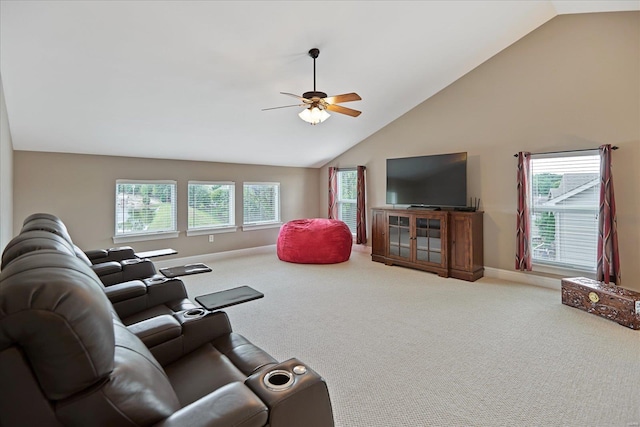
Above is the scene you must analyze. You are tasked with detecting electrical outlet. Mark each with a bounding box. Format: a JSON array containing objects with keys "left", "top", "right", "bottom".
[{"left": 208, "top": 235, "right": 214, "bottom": 243}]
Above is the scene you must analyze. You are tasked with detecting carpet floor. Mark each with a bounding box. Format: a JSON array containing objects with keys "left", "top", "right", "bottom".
[{"left": 176, "top": 248, "right": 640, "bottom": 427}]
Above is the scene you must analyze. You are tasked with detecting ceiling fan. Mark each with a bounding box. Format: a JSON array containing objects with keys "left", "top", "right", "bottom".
[{"left": 263, "top": 48, "right": 362, "bottom": 125}]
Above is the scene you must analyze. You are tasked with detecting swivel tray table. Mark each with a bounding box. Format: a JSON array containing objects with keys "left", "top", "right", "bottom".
[
  {"left": 159, "top": 263, "right": 212, "bottom": 278},
  {"left": 196, "top": 286, "right": 264, "bottom": 311}
]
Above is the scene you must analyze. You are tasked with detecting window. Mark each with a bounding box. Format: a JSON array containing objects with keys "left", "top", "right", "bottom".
[
  {"left": 243, "top": 182, "right": 280, "bottom": 229},
  {"left": 337, "top": 170, "right": 357, "bottom": 234},
  {"left": 529, "top": 150, "right": 600, "bottom": 271},
  {"left": 187, "top": 181, "right": 236, "bottom": 235},
  {"left": 115, "top": 180, "right": 177, "bottom": 241}
]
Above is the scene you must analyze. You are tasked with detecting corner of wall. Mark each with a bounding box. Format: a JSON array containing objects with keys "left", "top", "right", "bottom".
[{"left": 0, "top": 73, "right": 14, "bottom": 252}]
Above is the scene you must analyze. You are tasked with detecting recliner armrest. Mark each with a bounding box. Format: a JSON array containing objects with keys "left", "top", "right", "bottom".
[
  {"left": 145, "top": 277, "right": 188, "bottom": 306},
  {"left": 176, "top": 310, "right": 233, "bottom": 354},
  {"left": 127, "top": 314, "right": 182, "bottom": 348},
  {"left": 245, "top": 358, "right": 334, "bottom": 427},
  {"left": 84, "top": 249, "right": 108, "bottom": 262},
  {"left": 120, "top": 258, "right": 157, "bottom": 281},
  {"left": 85, "top": 247, "right": 137, "bottom": 263},
  {"left": 105, "top": 246, "right": 136, "bottom": 262},
  {"left": 91, "top": 261, "right": 122, "bottom": 277},
  {"left": 154, "top": 382, "right": 268, "bottom": 427},
  {"left": 104, "top": 280, "right": 147, "bottom": 303},
  {"left": 213, "top": 333, "right": 277, "bottom": 376}
]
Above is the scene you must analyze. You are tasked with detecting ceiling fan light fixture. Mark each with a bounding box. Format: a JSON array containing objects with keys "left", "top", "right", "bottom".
[
  {"left": 299, "top": 106, "right": 330, "bottom": 125},
  {"left": 263, "top": 48, "right": 361, "bottom": 122}
]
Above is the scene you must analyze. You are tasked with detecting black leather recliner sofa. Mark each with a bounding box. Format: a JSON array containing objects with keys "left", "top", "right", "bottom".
[{"left": 0, "top": 216, "right": 335, "bottom": 427}]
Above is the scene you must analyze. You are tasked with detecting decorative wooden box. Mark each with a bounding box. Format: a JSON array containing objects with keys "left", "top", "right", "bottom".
[{"left": 561, "top": 277, "right": 640, "bottom": 330}]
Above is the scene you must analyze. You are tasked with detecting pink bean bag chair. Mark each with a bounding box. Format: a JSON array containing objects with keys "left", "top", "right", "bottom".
[{"left": 277, "top": 218, "right": 353, "bottom": 264}]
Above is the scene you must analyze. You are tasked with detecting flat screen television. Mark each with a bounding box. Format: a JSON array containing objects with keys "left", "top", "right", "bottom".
[{"left": 386, "top": 152, "right": 467, "bottom": 207}]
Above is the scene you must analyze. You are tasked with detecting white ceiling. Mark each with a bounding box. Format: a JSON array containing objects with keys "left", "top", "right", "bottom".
[{"left": 1, "top": 1, "right": 638, "bottom": 168}]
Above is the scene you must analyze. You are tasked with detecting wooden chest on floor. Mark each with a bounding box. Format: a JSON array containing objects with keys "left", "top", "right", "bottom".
[{"left": 561, "top": 277, "right": 640, "bottom": 330}]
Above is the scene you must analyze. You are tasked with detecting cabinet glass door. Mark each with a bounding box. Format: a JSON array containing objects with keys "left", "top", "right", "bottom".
[
  {"left": 415, "top": 217, "right": 442, "bottom": 265},
  {"left": 388, "top": 215, "right": 411, "bottom": 260}
]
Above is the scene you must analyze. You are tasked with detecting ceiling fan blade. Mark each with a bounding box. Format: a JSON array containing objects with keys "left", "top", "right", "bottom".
[
  {"left": 324, "top": 92, "right": 361, "bottom": 104},
  {"left": 262, "top": 104, "right": 306, "bottom": 111},
  {"left": 280, "top": 92, "right": 312, "bottom": 103},
  {"left": 326, "top": 104, "right": 361, "bottom": 117}
]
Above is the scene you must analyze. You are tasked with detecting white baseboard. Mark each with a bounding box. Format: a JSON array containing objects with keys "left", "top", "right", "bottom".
[
  {"left": 154, "top": 246, "right": 561, "bottom": 291},
  {"left": 351, "top": 243, "right": 371, "bottom": 254},
  {"left": 483, "top": 267, "right": 562, "bottom": 290},
  {"left": 155, "top": 243, "right": 372, "bottom": 269},
  {"left": 153, "top": 245, "right": 276, "bottom": 268}
]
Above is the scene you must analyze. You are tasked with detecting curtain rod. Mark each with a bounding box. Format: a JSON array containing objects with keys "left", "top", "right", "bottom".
[
  {"left": 513, "top": 146, "right": 618, "bottom": 157},
  {"left": 333, "top": 166, "right": 365, "bottom": 171}
]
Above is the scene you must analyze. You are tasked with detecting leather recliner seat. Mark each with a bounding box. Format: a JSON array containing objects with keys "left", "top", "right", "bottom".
[{"left": 0, "top": 249, "right": 334, "bottom": 426}]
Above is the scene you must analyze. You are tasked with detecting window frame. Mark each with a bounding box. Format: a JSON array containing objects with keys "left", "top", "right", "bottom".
[
  {"left": 186, "top": 181, "right": 237, "bottom": 236},
  {"left": 242, "top": 182, "right": 282, "bottom": 231},
  {"left": 114, "top": 179, "right": 178, "bottom": 243},
  {"left": 528, "top": 150, "right": 600, "bottom": 274}
]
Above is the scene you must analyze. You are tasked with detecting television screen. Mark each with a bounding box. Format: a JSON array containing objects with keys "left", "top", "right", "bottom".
[{"left": 386, "top": 152, "right": 467, "bottom": 207}]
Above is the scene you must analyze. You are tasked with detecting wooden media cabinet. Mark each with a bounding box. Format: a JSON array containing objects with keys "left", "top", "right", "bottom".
[{"left": 371, "top": 207, "right": 484, "bottom": 281}]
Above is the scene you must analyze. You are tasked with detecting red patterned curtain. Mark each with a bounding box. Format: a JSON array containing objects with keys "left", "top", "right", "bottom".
[
  {"left": 328, "top": 167, "right": 338, "bottom": 219},
  {"left": 356, "top": 166, "right": 367, "bottom": 244},
  {"left": 597, "top": 144, "right": 621, "bottom": 284},
  {"left": 515, "top": 152, "right": 532, "bottom": 271}
]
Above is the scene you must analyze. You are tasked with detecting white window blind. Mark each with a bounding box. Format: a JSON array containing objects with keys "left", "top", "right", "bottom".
[
  {"left": 115, "top": 180, "right": 177, "bottom": 237},
  {"left": 338, "top": 170, "right": 357, "bottom": 234},
  {"left": 529, "top": 150, "right": 600, "bottom": 271},
  {"left": 188, "top": 181, "right": 235, "bottom": 230},
  {"left": 243, "top": 182, "right": 280, "bottom": 225}
]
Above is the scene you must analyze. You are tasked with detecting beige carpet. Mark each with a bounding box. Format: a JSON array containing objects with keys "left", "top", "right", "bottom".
[{"left": 175, "top": 248, "right": 640, "bottom": 427}]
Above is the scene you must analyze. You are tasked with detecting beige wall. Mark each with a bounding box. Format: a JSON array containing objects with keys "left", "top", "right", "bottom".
[
  {"left": 7, "top": 12, "right": 640, "bottom": 288},
  {"left": 14, "top": 151, "right": 320, "bottom": 259},
  {"left": 322, "top": 12, "right": 640, "bottom": 289},
  {"left": 0, "top": 75, "right": 13, "bottom": 252}
]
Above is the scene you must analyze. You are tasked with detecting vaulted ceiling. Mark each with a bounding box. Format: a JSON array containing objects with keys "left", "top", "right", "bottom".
[{"left": 1, "top": 1, "right": 638, "bottom": 167}]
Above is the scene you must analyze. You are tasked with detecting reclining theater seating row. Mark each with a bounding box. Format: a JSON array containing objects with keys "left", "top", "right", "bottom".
[
  {"left": 0, "top": 214, "right": 335, "bottom": 426},
  {"left": 2, "top": 213, "right": 197, "bottom": 326},
  {"left": 20, "top": 212, "right": 162, "bottom": 286}
]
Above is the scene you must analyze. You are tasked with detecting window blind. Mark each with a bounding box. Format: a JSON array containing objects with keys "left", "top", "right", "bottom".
[
  {"left": 243, "top": 182, "right": 280, "bottom": 225},
  {"left": 188, "top": 181, "right": 235, "bottom": 230},
  {"left": 337, "top": 170, "right": 357, "bottom": 233},
  {"left": 115, "top": 180, "right": 177, "bottom": 236},
  {"left": 529, "top": 150, "right": 600, "bottom": 271}
]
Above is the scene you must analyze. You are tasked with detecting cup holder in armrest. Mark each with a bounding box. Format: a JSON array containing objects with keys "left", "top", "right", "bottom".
[
  {"left": 263, "top": 369, "right": 294, "bottom": 391},
  {"left": 246, "top": 359, "right": 334, "bottom": 425},
  {"left": 182, "top": 308, "right": 206, "bottom": 319}
]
